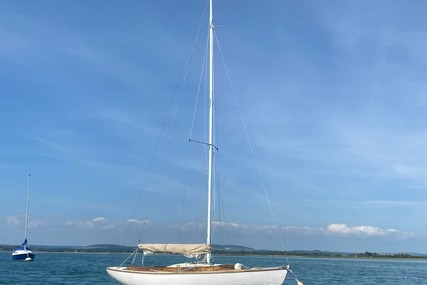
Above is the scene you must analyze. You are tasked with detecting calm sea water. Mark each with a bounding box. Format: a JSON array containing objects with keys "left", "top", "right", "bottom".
[{"left": 1, "top": 251, "right": 426, "bottom": 284}]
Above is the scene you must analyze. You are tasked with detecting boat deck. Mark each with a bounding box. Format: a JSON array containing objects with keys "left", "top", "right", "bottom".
[
  {"left": 127, "top": 264, "right": 236, "bottom": 273},
  {"left": 124, "top": 264, "right": 286, "bottom": 274}
]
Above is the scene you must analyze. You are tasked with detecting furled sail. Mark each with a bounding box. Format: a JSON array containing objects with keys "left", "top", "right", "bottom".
[{"left": 138, "top": 244, "right": 211, "bottom": 255}]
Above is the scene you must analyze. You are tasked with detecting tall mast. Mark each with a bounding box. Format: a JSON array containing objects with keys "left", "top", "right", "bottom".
[
  {"left": 24, "top": 174, "right": 31, "bottom": 247},
  {"left": 206, "top": 0, "right": 214, "bottom": 264}
]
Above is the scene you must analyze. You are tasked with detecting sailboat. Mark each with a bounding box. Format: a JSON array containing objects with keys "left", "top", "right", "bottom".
[
  {"left": 12, "top": 174, "right": 35, "bottom": 261},
  {"left": 107, "top": 1, "right": 302, "bottom": 284}
]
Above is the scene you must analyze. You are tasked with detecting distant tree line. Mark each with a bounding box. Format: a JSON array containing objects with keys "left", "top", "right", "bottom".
[{"left": 1, "top": 244, "right": 425, "bottom": 259}]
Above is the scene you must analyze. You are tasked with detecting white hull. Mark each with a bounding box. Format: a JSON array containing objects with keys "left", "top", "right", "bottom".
[
  {"left": 106, "top": 266, "right": 287, "bottom": 285},
  {"left": 12, "top": 249, "right": 35, "bottom": 261}
]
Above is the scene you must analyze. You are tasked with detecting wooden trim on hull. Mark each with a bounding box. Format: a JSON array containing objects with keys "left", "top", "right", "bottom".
[{"left": 107, "top": 265, "right": 288, "bottom": 274}]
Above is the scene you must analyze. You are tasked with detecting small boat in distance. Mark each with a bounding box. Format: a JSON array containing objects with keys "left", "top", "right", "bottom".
[{"left": 12, "top": 174, "right": 35, "bottom": 261}]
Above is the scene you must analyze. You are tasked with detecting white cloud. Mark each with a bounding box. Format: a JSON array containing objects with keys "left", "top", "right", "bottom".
[
  {"left": 6, "top": 215, "right": 22, "bottom": 227},
  {"left": 92, "top": 217, "right": 105, "bottom": 222},
  {"left": 325, "top": 223, "right": 413, "bottom": 238},
  {"left": 282, "top": 225, "right": 322, "bottom": 235},
  {"left": 212, "top": 221, "right": 413, "bottom": 240},
  {"left": 212, "top": 221, "right": 278, "bottom": 233},
  {"left": 2, "top": 214, "right": 416, "bottom": 249},
  {"left": 127, "top": 218, "right": 148, "bottom": 225},
  {"left": 66, "top": 217, "right": 115, "bottom": 230}
]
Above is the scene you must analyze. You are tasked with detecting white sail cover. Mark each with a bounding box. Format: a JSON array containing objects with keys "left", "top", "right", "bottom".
[{"left": 138, "top": 244, "right": 211, "bottom": 255}]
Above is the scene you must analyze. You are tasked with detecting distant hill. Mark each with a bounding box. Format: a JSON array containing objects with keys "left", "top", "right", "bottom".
[
  {"left": 212, "top": 244, "right": 255, "bottom": 252},
  {"left": 81, "top": 244, "right": 134, "bottom": 252}
]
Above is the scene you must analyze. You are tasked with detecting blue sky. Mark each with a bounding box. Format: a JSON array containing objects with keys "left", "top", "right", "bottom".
[{"left": 1, "top": 0, "right": 427, "bottom": 253}]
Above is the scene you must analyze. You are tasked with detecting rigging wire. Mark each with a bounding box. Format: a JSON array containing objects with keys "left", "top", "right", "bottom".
[
  {"left": 189, "top": 33, "right": 209, "bottom": 140},
  {"left": 137, "top": 72, "right": 182, "bottom": 243},
  {"left": 122, "top": 77, "right": 177, "bottom": 246},
  {"left": 128, "top": 1, "right": 210, "bottom": 245},
  {"left": 178, "top": 0, "right": 212, "bottom": 243},
  {"left": 214, "top": 30, "right": 290, "bottom": 264},
  {"left": 209, "top": 76, "right": 230, "bottom": 246},
  {"left": 187, "top": 14, "right": 216, "bottom": 246},
  {"left": 179, "top": 11, "right": 210, "bottom": 244},
  {"left": 212, "top": 151, "right": 231, "bottom": 245}
]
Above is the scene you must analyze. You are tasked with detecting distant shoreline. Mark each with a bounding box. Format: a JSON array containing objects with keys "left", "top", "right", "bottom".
[
  {"left": 2, "top": 250, "right": 427, "bottom": 260},
  {"left": 2, "top": 244, "right": 426, "bottom": 259}
]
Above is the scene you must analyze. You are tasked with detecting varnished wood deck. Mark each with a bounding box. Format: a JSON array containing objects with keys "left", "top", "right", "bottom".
[{"left": 127, "top": 264, "right": 236, "bottom": 273}]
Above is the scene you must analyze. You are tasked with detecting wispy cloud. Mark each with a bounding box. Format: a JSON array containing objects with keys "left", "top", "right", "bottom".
[
  {"left": 127, "top": 218, "right": 149, "bottom": 225},
  {"left": 6, "top": 215, "right": 49, "bottom": 229},
  {"left": 213, "top": 221, "right": 413, "bottom": 239},
  {"left": 1, "top": 215, "right": 416, "bottom": 249},
  {"left": 66, "top": 217, "right": 115, "bottom": 230},
  {"left": 6, "top": 215, "right": 22, "bottom": 227},
  {"left": 34, "top": 136, "right": 72, "bottom": 154},
  {"left": 213, "top": 221, "right": 278, "bottom": 233},
  {"left": 65, "top": 46, "right": 99, "bottom": 62},
  {"left": 366, "top": 200, "right": 427, "bottom": 207}
]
